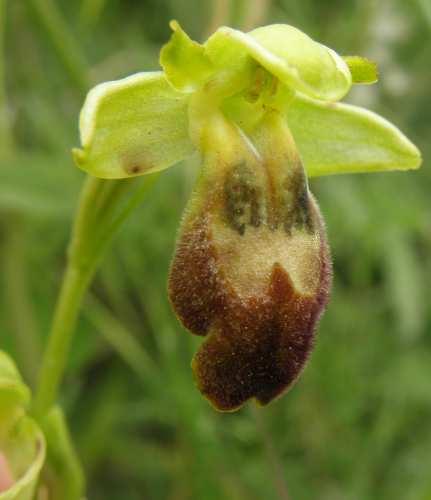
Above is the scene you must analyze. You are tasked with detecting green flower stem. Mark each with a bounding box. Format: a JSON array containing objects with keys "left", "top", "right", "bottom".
[
  {"left": 33, "top": 173, "right": 159, "bottom": 417},
  {"left": 90, "top": 174, "right": 159, "bottom": 260},
  {"left": 33, "top": 176, "right": 102, "bottom": 416},
  {"left": 33, "top": 262, "right": 92, "bottom": 417}
]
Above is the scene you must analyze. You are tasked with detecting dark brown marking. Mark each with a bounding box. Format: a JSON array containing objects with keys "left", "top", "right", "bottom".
[
  {"left": 280, "top": 164, "right": 313, "bottom": 234},
  {"left": 223, "top": 156, "right": 313, "bottom": 236},
  {"left": 224, "top": 162, "right": 263, "bottom": 235},
  {"left": 125, "top": 164, "right": 143, "bottom": 175}
]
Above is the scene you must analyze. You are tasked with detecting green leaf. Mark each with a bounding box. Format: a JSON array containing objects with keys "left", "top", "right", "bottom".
[
  {"left": 0, "top": 417, "right": 46, "bottom": 500},
  {"left": 343, "top": 56, "right": 378, "bottom": 84},
  {"left": 73, "top": 71, "right": 195, "bottom": 179},
  {"left": 288, "top": 94, "right": 422, "bottom": 177},
  {"left": 206, "top": 24, "right": 352, "bottom": 101},
  {"left": 160, "top": 20, "right": 214, "bottom": 92}
]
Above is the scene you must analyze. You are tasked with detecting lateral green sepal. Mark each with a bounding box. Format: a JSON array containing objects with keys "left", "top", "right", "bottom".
[
  {"left": 73, "top": 71, "right": 195, "bottom": 179},
  {"left": 288, "top": 94, "right": 422, "bottom": 177}
]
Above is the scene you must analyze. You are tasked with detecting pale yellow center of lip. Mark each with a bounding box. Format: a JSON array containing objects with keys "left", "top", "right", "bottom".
[{"left": 212, "top": 221, "right": 321, "bottom": 300}]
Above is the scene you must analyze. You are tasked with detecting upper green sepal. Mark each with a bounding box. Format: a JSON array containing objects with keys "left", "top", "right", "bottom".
[
  {"left": 288, "top": 94, "right": 422, "bottom": 176},
  {"left": 343, "top": 56, "right": 378, "bottom": 84},
  {"left": 73, "top": 71, "right": 194, "bottom": 179},
  {"left": 217, "top": 24, "right": 352, "bottom": 101},
  {"left": 162, "top": 21, "right": 352, "bottom": 102}
]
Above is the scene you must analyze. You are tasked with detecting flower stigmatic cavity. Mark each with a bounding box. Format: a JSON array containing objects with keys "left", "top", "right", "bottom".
[{"left": 74, "top": 22, "right": 422, "bottom": 411}]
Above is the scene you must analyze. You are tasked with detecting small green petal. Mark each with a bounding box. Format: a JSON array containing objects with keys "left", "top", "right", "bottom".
[
  {"left": 206, "top": 24, "right": 352, "bottom": 101},
  {"left": 160, "top": 20, "right": 214, "bottom": 92},
  {"left": 74, "top": 71, "right": 195, "bottom": 179},
  {"left": 0, "top": 417, "right": 46, "bottom": 500},
  {"left": 288, "top": 94, "right": 422, "bottom": 177},
  {"left": 343, "top": 56, "right": 378, "bottom": 84}
]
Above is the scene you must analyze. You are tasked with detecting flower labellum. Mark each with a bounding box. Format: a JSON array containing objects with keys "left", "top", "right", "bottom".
[{"left": 169, "top": 111, "right": 331, "bottom": 411}]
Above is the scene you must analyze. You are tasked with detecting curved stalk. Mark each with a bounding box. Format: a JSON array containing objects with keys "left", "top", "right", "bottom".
[{"left": 33, "top": 173, "right": 158, "bottom": 417}]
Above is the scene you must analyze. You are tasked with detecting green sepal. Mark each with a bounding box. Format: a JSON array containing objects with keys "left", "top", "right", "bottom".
[
  {"left": 288, "top": 94, "right": 422, "bottom": 177},
  {"left": 160, "top": 20, "right": 214, "bottom": 92},
  {"left": 161, "top": 22, "right": 352, "bottom": 101},
  {"left": 73, "top": 71, "right": 195, "bottom": 179},
  {"left": 0, "top": 416, "right": 46, "bottom": 500},
  {"left": 343, "top": 56, "right": 378, "bottom": 84},
  {"left": 205, "top": 24, "right": 352, "bottom": 101}
]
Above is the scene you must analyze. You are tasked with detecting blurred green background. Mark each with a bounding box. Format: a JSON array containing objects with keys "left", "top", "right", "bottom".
[{"left": 1, "top": 0, "right": 430, "bottom": 499}]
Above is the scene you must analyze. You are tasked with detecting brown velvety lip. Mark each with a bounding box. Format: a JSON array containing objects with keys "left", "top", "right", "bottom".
[{"left": 169, "top": 195, "right": 331, "bottom": 411}]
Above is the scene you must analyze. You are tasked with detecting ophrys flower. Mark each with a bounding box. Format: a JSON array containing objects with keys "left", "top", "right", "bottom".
[{"left": 74, "top": 22, "right": 421, "bottom": 411}]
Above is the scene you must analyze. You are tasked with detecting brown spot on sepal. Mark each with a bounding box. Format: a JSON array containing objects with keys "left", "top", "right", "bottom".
[
  {"left": 168, "top": 195, "right": 332, "bottom": 412},
  {"left": 126, "top": 164, "right": 143, "bottom": 175},
  {"left": 122, "top": 150, "right": 153, "bottom": 176}
]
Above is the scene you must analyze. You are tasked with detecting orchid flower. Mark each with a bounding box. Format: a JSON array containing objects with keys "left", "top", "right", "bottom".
[{"left": 73, "top": 22, "right": 421, "bottom": 411}]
